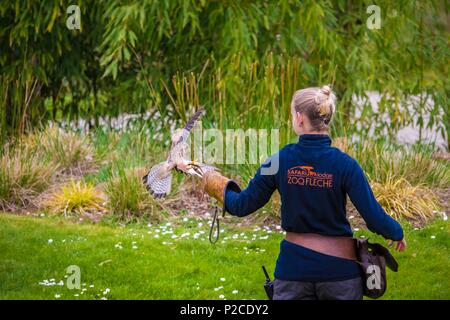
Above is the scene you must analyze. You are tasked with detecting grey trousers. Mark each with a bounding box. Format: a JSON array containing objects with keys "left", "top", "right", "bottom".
[{"left": 273, "top": 277, "right": 363, "bottom": 300}]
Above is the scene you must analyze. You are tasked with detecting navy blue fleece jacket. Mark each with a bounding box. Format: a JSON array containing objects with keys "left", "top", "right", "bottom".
[
  {"left": 225, "top": 134, "right": 403, "bottom": 281},
  {"left": 225, "top": 134, "right": 404, "bottom": 241}
]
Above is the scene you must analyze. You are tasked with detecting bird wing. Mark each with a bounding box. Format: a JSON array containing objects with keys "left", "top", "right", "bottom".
[
  {"left": 148, "top": 173, "right": 172, "bottom": 198},
  {"left": 142, "top": 162, "right": 173, "bottom": 198},
  {"left": 174, "top": 108, "right": 205, "bottom": 146}
]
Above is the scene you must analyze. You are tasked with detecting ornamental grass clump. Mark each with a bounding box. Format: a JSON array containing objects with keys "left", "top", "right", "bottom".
[
  {"left": 0, "top": 145, "right": 55, "bottom": 210},
  {"left": 371, "top": 175, "right": 441, "bottom": 222},
  {"left": 104, "top": 166, "right": 160, "bottom": 222},
  {"left": 25, "top": 124, "right": 94, "bottom": 173},
  {"left": 43, "top": 180, "right": 106, "bottom": 217}
]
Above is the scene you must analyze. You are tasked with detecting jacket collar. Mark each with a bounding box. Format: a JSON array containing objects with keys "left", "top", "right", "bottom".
[{"left": 298, "top": 134, "right": 332, "bottom": 147}]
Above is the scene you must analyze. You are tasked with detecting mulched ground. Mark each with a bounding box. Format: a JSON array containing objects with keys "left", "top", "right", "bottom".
[{"left": 3, "top": 167, "right": 448, "bottom": 231}]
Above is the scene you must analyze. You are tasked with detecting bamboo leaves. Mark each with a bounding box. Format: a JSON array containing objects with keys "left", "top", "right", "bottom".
[{"left": 0, "top": 0, "right": 448, "bottom": 150}]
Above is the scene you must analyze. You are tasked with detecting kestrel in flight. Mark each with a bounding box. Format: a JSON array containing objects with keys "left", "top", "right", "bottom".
[{"left": 143, "top": 108, "right": 216, "bottom": 198}]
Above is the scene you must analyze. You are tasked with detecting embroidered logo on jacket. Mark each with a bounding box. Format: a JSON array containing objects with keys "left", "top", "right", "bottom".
[{"left": 287, "top": 165, "right": 333, "bottom": 188}]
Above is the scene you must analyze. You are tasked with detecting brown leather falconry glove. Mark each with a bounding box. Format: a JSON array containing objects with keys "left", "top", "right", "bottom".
[
  {"left": 202, "top": 171, "right": 241, "bottom": 243},
  {"left": 203, "top": 171, "right": 241, "bottom": 205}
]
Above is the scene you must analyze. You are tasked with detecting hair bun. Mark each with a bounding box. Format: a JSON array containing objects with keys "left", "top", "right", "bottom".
[
  {"left": 320, "top": 85, "right": 332, "bottom": 96},
  {"left": 315, "top": 85, "right": 336, "bottom": 117}
]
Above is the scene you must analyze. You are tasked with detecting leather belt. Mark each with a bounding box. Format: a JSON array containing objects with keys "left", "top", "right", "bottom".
[{"left": 285, "top": 232, "right": 357, "bottom": 260}]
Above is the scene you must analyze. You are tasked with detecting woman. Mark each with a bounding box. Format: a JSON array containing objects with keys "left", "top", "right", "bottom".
[{"left": 204, "top": 85, "right": 406, "bottom": 300}]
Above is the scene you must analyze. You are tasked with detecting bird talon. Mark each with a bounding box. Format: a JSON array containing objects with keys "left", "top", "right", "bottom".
[{"left": 175, "top": 167, "right": 183, "bottom": 174}]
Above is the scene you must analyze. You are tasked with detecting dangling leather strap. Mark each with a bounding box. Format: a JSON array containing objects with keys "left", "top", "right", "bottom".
[
  {"left": 209, "top": 206, "right": 221, "bottom": 244},
  {"left": 205, "top": 174, "right": 241, "bottom": 244}
]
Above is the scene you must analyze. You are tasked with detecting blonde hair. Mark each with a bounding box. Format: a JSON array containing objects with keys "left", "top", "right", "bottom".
[{"left": 291, "top": 85, "right": 336, "bottom": 131}]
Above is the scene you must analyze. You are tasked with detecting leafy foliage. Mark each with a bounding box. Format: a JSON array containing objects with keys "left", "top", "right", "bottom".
[{"left": 0, "top": 0, "right": 448, "bottom": 149}]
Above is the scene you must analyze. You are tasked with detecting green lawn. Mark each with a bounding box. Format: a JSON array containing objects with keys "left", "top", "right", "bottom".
[{"left": 0, "top": 213, "right": 448, "bottom": 300}]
